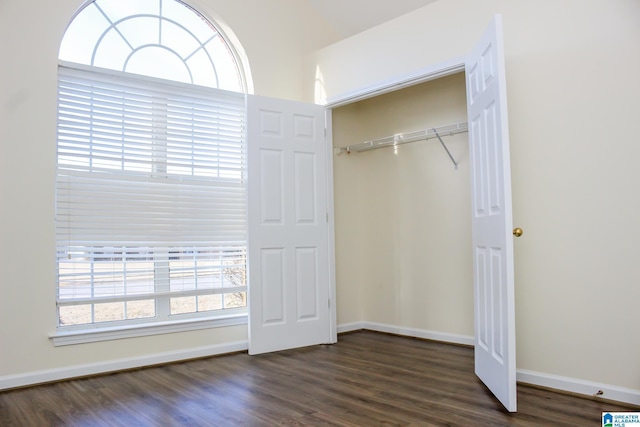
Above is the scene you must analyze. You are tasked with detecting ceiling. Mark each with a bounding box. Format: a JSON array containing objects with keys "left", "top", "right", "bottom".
[{"left": 305, "top": 0, "right": 439, "bottom": 39}]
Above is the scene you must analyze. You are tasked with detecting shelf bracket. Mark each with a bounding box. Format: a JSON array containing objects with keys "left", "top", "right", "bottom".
[{"left": 433, "top": 128, "right": 458, "bottom": 170}]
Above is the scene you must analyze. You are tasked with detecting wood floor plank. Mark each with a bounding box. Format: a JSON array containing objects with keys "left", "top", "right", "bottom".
[{"left": 0, "top": 330, "right": 636, "bottom": 426}]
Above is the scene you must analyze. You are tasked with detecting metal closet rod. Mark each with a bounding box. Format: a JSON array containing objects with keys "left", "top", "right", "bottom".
[{"left": 338, "top": 121, "right": 468, "bottom": 169}]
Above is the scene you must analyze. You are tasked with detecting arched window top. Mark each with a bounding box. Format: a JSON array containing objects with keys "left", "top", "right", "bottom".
[{"left": 59, "top": 0, "right": 246, "bottom": 92}]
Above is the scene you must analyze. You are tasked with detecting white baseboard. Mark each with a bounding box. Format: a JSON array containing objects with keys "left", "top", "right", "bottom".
[
  {"left": 336, "top": 321, "right": 366, "bottom": 334},
  {"left": 517, "top": 369, "right": 640, "bottom": 407},
  {"left": 338, "top": 320, "right": 474, "bottom": 346},
  {"left": 0, "top": 340, "right": 248, "bottom": 391},
  {"left": 337, "top": 321, "right": 640, "bottom": 407}
]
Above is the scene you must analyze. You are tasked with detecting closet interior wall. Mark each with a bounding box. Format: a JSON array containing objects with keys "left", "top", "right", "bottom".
[{"left": 332, "top": 72, "right": 474, "bottom": 336}]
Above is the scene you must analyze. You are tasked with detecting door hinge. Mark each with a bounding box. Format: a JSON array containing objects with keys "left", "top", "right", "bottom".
[
  {"left": 328, "top": 298, "right": 331, "bottom": 309},
  {"left": 326, "top": 212, "right": 329, "bottom": 223}
]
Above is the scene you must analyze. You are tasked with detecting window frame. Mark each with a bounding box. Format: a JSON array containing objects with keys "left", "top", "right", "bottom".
[{"left": 53, "top": 0, "right": 251, "bottom": 344}]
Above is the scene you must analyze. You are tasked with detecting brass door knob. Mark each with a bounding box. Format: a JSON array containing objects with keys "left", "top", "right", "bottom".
[{"left": 513, "top": 227, "right": 523, "bottom": 237}]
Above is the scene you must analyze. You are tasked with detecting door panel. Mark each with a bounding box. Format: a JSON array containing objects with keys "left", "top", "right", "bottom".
[
  {"left": 296, "top": 247, "right": 319, "bottom": 320},
  {"left": 294, "top": 152, "right": 317, "bottom": 223},
  {"left": 466, "top": 14, "right": 517, "bottom": 412},
  {"left": 247, "top": 95, "right": 331, "bottom": 355},
  {"left": 261, "top": 248, "right": 285, "bottom": 325},
  {"left": 259, "top": 149, "right": 284, "bottom": 224}
]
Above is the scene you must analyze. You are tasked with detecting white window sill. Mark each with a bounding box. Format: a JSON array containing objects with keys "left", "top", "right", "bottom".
[{"left": 50, "top": 314, "right": 247, "bottom": 347}]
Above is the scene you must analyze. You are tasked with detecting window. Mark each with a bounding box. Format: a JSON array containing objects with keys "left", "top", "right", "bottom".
[
  {"left": 56, "top": 0, "right": 249, "bottom": 333},
  {"left": 58, "top": 0, "right": 245, "bottom": 90}
]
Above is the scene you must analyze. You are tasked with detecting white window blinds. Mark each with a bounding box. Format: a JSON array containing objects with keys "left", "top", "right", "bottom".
[{"left": 56, "top": 65, "right": 247, "bottom": 327}]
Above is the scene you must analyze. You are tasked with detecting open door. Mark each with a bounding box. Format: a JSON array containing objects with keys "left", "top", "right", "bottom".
[
  {"left": 466, "top": 15, "right": 517, "bottom": 412},
  {"left": 247, "top": 95, "right": 333, "bottom": 355}
]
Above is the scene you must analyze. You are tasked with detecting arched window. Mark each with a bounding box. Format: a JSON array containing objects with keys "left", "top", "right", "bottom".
[
  {"left": 59, "top": 0, "right": 246, "bottom": 91},
  {"left": 55, "top": 0, "right": 249, "bottom": 336}
]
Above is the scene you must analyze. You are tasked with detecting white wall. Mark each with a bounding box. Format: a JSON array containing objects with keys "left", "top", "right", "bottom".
[
  {"left": 0, "top": 0, "right": 338, "bottom": 385},
  {"left": 310, "top": 0, "right": 640, "bottom": 399},
  {"left": 188, "top": 0, "right": 341, "bottom": 100}
]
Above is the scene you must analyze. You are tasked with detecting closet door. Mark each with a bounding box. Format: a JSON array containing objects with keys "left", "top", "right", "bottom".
[
  {"left": 466, "top": 15, "right": 517, "bottom": 412},
  {"left": 247, "top": 95, "right": 333, "bottom": 355}
]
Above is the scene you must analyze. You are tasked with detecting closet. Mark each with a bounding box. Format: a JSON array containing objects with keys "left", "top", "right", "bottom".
[{"left": 331, "top": 72, "right": 474, "bottom": 338}]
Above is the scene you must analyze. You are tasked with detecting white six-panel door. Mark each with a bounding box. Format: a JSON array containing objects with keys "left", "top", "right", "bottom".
[
  {"left": 466, "top": 15, "right": 517, "bottom": 412},
  {"left": 247, "top": 95, "right": 332, "bottom": 355}
]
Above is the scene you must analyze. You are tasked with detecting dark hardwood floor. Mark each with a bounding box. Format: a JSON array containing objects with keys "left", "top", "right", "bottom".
[{"left": 0, "top": 330, "right": 635, "bottom": 426}]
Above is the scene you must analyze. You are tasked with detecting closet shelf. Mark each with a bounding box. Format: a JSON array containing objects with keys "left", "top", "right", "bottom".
[
  {"left": 338, "top": 121, "right": 468, "bottom": 154},
  {"left": 337, "top": 121, "right": 468, "bottom": 170}
]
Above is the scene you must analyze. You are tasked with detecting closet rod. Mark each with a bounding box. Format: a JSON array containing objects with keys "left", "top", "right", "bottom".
[{"left": 339, "top": 121, "right": 468, "bottom": 169}]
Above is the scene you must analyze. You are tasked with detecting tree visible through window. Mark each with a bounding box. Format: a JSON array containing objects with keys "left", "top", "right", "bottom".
[{"left": 56, "top": 0, "right": 248, "bottom": 329}]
